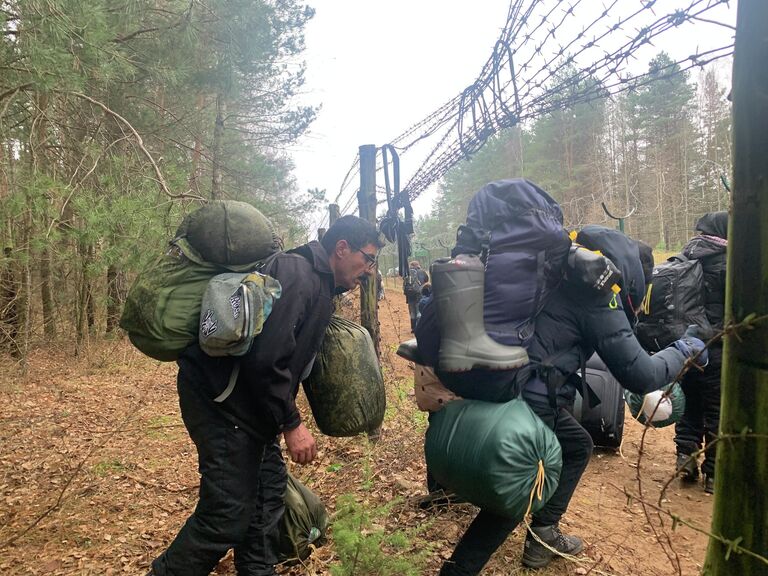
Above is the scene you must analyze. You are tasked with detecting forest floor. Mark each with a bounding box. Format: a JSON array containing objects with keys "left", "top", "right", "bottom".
[{"left": 0, "top": 278, "right": 715, "bottom": 576}]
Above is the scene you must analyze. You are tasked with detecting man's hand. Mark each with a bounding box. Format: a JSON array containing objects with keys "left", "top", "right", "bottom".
[
  {"left": 283, "top": 423, "right": 317, "bottom": 464},
  {"left": 673, "top": 325, "right": 709, "bottom": 367}
]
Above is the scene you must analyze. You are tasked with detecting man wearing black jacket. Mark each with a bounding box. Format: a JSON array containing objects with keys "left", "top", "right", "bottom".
[
  {"left": 149, "top": 215, "right": 383, "bottom": 576},
  {"left": 674, "top": 211, "right": 728, "bottom": 494},
  {"left": 417, "top": 228, "right": 707, "bottom": 575}
]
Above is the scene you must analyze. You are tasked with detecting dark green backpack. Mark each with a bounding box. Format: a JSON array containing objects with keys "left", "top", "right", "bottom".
[{"left": 119, "top": 201, "right": 280, "bottom": 361}]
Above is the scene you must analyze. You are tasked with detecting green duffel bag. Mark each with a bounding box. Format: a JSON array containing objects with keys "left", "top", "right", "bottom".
[
  {"left": 120, "top": 238, "right": 270, "bottom": 361},
  {"left": 303, "top": 316, "right": 386, "bottom": 437},
  {"left": 176, "top": 200, "right": 280, "bottom": 266},
  {"left": 278, "top": 474, "right": 328, "bottom": 563},
  {"left": 625, "top": 382, "right": 686, "bottom": 428},
  {"left": 425, "top": 397, "right": 562, "bottom": 519}
]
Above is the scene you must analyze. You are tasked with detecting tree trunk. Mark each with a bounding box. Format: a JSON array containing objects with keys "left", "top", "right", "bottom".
[
  {"left": 0, "top": 247, "right": 20, "bottom": 356},
  {"left": 106, "top": 264, "right": 125, "bottom": 334},
  {"left": 189, "top": 93, "right": 205, "bottom": 194},
  {"left": 40, "top": 247, "right": 55, "bottom": 338},
  {"left": 211, "top": 93, "right": 226, "bottom": 200},
  {"left": 703, "top": 0, "right": 768, "bottom": 573},
  {"left": 75, "top": 239, "right": 92, "bottom": 355}
]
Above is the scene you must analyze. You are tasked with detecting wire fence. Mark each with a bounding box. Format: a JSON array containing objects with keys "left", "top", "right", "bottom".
[{"left": 326, "top": 0, "right": 734, "bottom": 227}]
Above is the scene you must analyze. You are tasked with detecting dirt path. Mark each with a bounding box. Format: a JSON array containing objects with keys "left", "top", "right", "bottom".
[{"left": 0, "top": 280, "right": 714, "bottom": 575}]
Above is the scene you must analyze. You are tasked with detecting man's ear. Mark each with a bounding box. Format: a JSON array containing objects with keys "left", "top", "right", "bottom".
[{"left": 335, "top": 239, "right": 350, "bottom": 258}]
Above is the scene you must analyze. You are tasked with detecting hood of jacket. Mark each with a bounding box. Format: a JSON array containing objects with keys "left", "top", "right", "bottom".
[
  {"left": 576, "top": 225, "right": 646, "bottom": 317},
  {"left": 695, "top": 211, "right": 728, "bottom": 240},
  {"left": 682, "top": 233, "right": 728, "bottom": 261},
  {"left": 289, "top": 240, "right": 333, "bottom": 278}
]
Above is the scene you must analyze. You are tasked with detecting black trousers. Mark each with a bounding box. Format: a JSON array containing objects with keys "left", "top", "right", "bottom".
[
  {"left": 439, "top": 392, "right": 593, "bottom": 576},
  {"left": 675, "top": 346, "right": 722, "bottom": 478},
  {"left": 151, "top": 372, "right": 287, "bottom": 576}
]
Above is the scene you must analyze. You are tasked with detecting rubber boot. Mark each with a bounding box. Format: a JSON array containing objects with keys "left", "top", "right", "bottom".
[{"left": 431, "top": 254, "right": 529, "bottom": 372}]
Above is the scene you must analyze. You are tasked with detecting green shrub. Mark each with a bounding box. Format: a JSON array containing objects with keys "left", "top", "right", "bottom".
[{"left": 330, "top": 494, "right": 432, "bottom": 576}]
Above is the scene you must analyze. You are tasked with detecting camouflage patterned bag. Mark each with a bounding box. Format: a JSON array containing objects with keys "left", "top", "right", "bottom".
[
  {"left": 278, "top": 474, "right": 328, "bottom": 563},
  {"left": 198, "top": 271, "right": 281, "bottom": 357},
  {"left": 303, "top": 316, "right": 386, "bottom": 437}
]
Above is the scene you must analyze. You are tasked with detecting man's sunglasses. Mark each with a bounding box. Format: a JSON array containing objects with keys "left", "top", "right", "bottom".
[{"left": 357, "top": 249, "right": 378, "bottom": 269}]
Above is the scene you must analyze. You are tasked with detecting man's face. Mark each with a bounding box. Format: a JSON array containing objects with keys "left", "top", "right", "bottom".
[{"left": 331, "top": 240, "right": 379, "bottom": 290}]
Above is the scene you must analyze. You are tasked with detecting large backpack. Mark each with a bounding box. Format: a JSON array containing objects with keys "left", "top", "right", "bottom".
[
  {"left": 415, "top": 179, "right": 571, "bottom": 400},
  {"left": 119, "top": 201, "right": 281, "bottom": 361},
  {"left": 635, "top": 255, "right": 710, "bottom": 352},
  {"left": 452, "top": 179, "right": 571, "bottom": 346}
]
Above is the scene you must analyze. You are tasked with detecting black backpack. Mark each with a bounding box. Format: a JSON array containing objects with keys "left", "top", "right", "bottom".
[
  {"left": 404, "top": 267, "right": 425, "bottom": 299},
  {"left": 635, "top": 254, "right": 710, "bottom": 352}
]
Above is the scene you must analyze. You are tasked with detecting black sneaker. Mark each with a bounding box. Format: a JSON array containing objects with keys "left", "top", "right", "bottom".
[
  {"left": 704, "top": 475, "right": 715, "bottom": 494},
  {"left": 676, "top": 453, "right": 699, "bottom": 483},
  {"left": 522, "top": 524, "right": 584, "bottom": 568}
]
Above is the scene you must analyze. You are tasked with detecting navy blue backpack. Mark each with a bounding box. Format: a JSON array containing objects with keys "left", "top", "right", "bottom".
[{"left": 416, "top": 179, "right": 571, "bottom": 401}]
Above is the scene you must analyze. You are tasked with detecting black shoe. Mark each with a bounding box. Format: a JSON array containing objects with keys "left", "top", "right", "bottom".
[
  {"left": 522, "top": 524, "right": 584, "bottom": 568},
  {"left": 676, "top": 453, "right": 699, "bottom": 483},
  {"left": 417, "top": 489, "right": 465, "bottom": 510},
  {"left": 704, "top": 475, "right": 715, "bottom": 494}
]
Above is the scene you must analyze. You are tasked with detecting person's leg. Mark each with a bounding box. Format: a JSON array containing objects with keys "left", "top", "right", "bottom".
[
  {"left": 150, "top": 374, "right": 266, "bottom": 576},
  {"left": 700, "top": 347, "right": 723, "bottom": 492},
  {"left": 439, "top": 510, "right": 520, "bottom": 576},
  {"left": 526, "top": 397, "right": 592, "bottom": 527},
  {"left": 407, "top": 300, "right": 418, "bottom": 331},
  {"left": 523, "top": 395, "right": 590, "bottom": 568},
  {"left": 233, "top": 441, "right": 287, "bottom": 575},
  {"left": 675, "top": 375, "right": 705, "bottom": 481}
]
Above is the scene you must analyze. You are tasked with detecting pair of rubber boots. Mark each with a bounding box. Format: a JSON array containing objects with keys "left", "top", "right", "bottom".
[{"left": 431, "top": 254, "right": 528, "bottom": 372}]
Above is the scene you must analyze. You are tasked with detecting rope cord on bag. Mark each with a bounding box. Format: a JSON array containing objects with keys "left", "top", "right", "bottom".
[{"left": 525, "top": 459, "right": 546, "bottom": 517}]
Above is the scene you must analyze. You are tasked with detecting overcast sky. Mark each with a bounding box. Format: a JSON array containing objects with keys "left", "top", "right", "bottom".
[{"left": 289, "top": 1, "right": 737, "bottom": 231}]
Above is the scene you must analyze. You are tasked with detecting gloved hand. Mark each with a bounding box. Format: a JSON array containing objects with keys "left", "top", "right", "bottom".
[
  {"left": 566, "top": 245, "right": 622, "bottom": 294},
  {"left": 672, "top": 325, "right": 709, "bottom": 367}
]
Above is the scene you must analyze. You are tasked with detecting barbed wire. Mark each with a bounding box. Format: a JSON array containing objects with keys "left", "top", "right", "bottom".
[{"left": 333, "top": 0, "right": 734, "bottom": 213}]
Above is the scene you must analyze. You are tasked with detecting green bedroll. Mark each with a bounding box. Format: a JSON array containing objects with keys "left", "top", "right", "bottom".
[{"left": 425, "top": 397, "right": 562, "bottom": 519}]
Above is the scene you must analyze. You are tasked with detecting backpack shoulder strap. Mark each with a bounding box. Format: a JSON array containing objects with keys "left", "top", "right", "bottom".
[{"left": 214, "top": 361, "right": 241, "bottom": 403}]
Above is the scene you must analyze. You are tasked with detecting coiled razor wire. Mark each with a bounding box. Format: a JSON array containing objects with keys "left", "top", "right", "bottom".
[{"left": 333, "top": 0, "right": 734, "bottom": 216}]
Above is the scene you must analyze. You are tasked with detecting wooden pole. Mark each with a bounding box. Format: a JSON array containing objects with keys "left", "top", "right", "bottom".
[
  {"left": 358, "top": 144, "right": 380, "bottom": 356},
  {"left": 329, "top": 203, "right": 340, "bottom": 226},
  {"left": 703, "top": 1, "right": 768, "bottom": 573}
]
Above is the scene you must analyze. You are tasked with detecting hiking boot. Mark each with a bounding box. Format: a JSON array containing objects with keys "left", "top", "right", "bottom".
[
  {"left": 432, "top": 254, "right": 529, "bottom": 372},
  {"left": 676, "top": 453, "right": 699, "bottom": 483},
  {"left": 522, "top": 524, "right": 584, "bottom": 568},
  {"left": 704, "top": 475, "right": 715, "bottom": 494}
]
